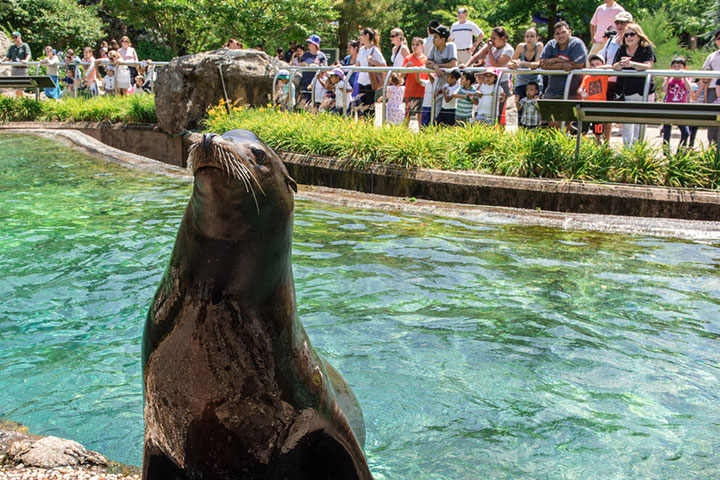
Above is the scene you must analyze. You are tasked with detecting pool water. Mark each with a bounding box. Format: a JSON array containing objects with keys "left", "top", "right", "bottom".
[{"left": 1, "top": 133, "right": 719, "bottom": 479}]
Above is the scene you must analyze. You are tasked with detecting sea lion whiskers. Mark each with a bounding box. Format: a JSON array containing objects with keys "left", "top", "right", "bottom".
[{"left": 212, "top": 141, "right": 263, "bottom": 215}]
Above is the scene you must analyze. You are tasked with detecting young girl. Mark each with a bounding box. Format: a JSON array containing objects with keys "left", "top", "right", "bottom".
[
  {"left": 384, "top": 73, "right": 406, "bottom": 125},
  {"left": 662, "top": 57, "right": 691, "bottom": 151},
  {"left": 40, "top": 46, "right": 62, "bottom": 99},
  {"left": 474, "top": 68, "right": 501, "bottom": 124}
]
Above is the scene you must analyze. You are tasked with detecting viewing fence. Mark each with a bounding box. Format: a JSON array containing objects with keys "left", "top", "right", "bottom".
[{"left": 275, "top": 66, "right": 720, "bottom": 140}]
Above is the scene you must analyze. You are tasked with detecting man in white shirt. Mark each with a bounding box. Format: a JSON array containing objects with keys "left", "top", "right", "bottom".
[
  {"left": 589, "top": 0, "right": 626, "bottom": 54},
  {"left": 423, "top": 20, "right": 440, "bottom": 57},
  {"left": 450, "top": 8, "right": 484, "bottom": 65}
]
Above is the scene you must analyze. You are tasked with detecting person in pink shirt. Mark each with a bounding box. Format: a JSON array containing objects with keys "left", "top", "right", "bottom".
[
  {"left": 661, "top": 57, "right": 691, "bottom": 152},
  {"left": 590, "top": 0, "right": 626, "bottom": 54}
]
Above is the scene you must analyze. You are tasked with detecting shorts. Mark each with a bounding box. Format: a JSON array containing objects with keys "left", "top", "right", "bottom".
[
  {"left": 456, "top": 115, "right": 471, "bottom": 125},
  {"left": 405, "top": 97, "right": 422, "bottom": 115},
  {"left": 475, "top": 114, "right": 493, "bottom": 125},
  {"left": 436, "top": 108, "right": 456, "bottom": 126},
  {"left": 420, "top": 106, "right": 432, "bottom": 127},
  {"left": 606, "top": 82, "right": 616, "bottom": 101},
  {"left": 590, "top": 122, "right": 604, "bottom": 135}
]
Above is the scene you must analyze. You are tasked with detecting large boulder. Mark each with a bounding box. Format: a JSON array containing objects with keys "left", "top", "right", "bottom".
[
  {"left": 0, "top": 31, "right": 13, "bottom": 96},
  {"left": 155, "top": 49, "right": 285, "bottom": 134}
]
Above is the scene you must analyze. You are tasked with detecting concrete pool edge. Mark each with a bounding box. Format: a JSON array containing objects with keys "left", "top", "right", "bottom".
[{"left": 3, "top": 127, "right": 720, "bottom": 241}]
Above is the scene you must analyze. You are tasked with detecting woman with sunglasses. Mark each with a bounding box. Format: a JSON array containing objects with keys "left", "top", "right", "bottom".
[
  {"left": 389, "top": 28, "right": 410, "bottom": 69},
  {"left": 117, "top": 36, "right": 139, "bottom": 96},
  {"left": 701, "top": 30, "right": 720, "bottom": 147},
  {"left": 612, "top": 23, "right": 655, "bottom": 147}
]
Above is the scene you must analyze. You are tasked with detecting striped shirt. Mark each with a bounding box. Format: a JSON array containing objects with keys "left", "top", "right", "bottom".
[{"left": 456, "top": 86, "right": 476, "bottom": 117}]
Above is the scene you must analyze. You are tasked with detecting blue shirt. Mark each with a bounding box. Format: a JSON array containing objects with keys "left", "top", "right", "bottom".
[
  {"left": 541, "top": 36, "right": 587, "bottom": 97},
  {"left": 299, "top": 51, "right": 328, "bottom": 89}
]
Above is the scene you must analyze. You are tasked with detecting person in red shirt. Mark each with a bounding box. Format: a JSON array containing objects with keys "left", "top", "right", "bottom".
[
  {"left": 402, "top": 36, "right": 428, "bottom": 125},
  {"left": 578, "top": 53, "right": 610, "bottom": 143}
]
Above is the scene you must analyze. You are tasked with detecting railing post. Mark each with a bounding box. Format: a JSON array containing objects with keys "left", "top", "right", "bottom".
[
  {"left": 490, "top": 68, "right": 502, "bottom": 125},
  {"left": 561, "top": 70, "right": 575, "bottom": 131},
  {"left": 639, "top": 72, "right": 653, "bottom": 141}
]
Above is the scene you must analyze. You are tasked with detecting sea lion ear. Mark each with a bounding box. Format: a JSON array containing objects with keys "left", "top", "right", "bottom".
[{"left": 287, "top": 176, "right": 298, "bottom": 193}]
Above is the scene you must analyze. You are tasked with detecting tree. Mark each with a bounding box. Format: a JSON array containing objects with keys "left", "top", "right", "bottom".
[
  {"left": 0, "top": 0, "right": 104, "bottom": 54},
  {"left": 104, "top": 0, "right": 337, "bottom": 56}
]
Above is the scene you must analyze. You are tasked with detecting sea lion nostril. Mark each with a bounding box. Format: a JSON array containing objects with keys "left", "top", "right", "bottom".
[{"left": 202, "top": 133, "right": 218, "bottom": 151}]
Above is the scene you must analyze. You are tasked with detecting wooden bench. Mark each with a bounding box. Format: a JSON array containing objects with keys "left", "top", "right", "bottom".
[
  {"left": 0, "top": 76, "right": 59, "bottom": 101},
  {"left": 538, "top": 99, "right": 720, "bottom": 157}
]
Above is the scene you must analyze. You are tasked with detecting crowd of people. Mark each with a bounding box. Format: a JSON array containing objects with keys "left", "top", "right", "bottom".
[
  {"left": 2, "top": 32, "right": 156, "bottom": 99},
  {"left": 271, "top": 1, "right": 720, "bottom": 149}
]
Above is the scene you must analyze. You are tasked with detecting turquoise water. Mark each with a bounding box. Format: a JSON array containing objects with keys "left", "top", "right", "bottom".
[{"left": 1, "top": 133, "right": 719, "bottom": 479}]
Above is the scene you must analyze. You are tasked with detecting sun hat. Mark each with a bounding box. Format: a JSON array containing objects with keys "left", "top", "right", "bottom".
[
  {"left": 330, "top": 68, "right": 345, "bottom": 80},
  {"left": 588, "top": 53, "right": 605, "bottom": 63},
  {"left": 484, "top": 66, "right": 499, "bottom": 76},
  {"left": 614, "top": 11, "right": 633, "bottom": 22},
  {"left": 306, "top": 34, "right": 321, "bottom": 47}
]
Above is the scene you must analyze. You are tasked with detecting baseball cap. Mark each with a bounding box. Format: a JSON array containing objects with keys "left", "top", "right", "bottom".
[
  {"left": 11, "top": 31, "right": 21, "bottom": 37},
  {"left": 277, "top": 69, "right": 290, "bottom": 80},
  {"left": 434, "top": 25, "right": 451, "bottom": 40},
  {"left": 588, "top": 53, "right": 604, "bottom": 63},
  {"left": 330, "top": 68, "right": 345, "bottom": 80},
  {"left": 614, "top": 11, "right": 633, "bottom": 22},
  {"left": 484, "top": 66, "right": 499, "bottom": 77},
  {"left": 306, "top": 34, "right": 321, "bottom": 47}
]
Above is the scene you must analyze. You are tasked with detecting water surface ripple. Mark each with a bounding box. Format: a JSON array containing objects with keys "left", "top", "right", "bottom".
[{"left": 1, "top": 134, "right": 719, "bottom": 479}]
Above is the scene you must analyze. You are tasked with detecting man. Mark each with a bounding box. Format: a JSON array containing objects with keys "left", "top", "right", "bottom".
[
  {"left": 284, "top": 41, "right": 297, "bottom": 63},
  {"left": 298, "top": 34, "right": 328, "bottom": 107},
  {"left": 423, "top": 20, "right": 440, "bottom": 57},
  {"left": 450, "top": 7, "right": 484, "bottom": 65},
  {"left": 702, "top": 29, "right": 720, "bottom": 147},
  {"left": 2, "top": 31, "right": 31, "bottom": 97},
  {"left": 535, "top": 21, "right": 587, "bottom": 100},
  {"left": 425, "top": 25, "right": 457, "bottom": 122},
  {"left": 589, "top": 0, "right": 626, "bottom": 54}
]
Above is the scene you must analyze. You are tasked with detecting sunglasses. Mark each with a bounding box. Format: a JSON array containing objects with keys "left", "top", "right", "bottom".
[
  {"left": 614, "top": 20, "right": 628, "bottom": 25},
  {"left": 624, "top": 32, "right": 637, "bottom": 38},
  {"left": 390, "top": 34, "right": 398, "bottom": 38}
]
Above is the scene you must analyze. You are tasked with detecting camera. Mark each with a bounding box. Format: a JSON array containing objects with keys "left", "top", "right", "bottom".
[{"left": 603, "top": 27, "right": 617, "bottom": 39}]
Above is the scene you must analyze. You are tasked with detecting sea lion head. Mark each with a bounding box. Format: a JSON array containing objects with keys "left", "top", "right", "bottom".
[{"left": 185, "top": 129, "right": 298, "bottom": 242}]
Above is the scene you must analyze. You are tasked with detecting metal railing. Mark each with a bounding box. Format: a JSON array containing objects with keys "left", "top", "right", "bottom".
[
  {"left": 273, "top": 65, "right": 720, "bottom": 137},
  {"left": 1, "top": 60, "right": 169, "bottom": 97}
]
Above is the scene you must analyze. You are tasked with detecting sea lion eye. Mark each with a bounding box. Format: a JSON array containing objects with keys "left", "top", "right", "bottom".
[{"left": 251, "top": 148, "right": 266, "bottom": 165}]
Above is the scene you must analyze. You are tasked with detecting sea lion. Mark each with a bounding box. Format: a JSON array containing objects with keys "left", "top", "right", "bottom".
[{"left": 141, "top": 129, "right": 372, "bottom": 480}]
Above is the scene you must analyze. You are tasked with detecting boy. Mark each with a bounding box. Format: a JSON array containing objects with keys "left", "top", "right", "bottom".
[
  {"left": 578, "top": 53, "right": 609, "bottom": 143},
  {"left": 518, "top": 81, "right": 541, "bottom": 129},
  {"left": 103, "top": 67, "right": 116, "bottom": 95},
  {"left": 436, "top": 69, "right": 461, "bottom": 125},
  {"left": 453, "top": 71, "right": 478, "bottom": 125},
  {"left": 61, "top": 67, "right": 77, "bottom": 97}
]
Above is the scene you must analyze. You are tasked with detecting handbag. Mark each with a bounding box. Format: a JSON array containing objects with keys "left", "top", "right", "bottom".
[{"left": 368, "top": 47, "right": 387, "bottom": 91}]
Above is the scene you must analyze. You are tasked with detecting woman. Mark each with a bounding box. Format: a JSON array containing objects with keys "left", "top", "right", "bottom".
[
  {"left": 342, "top": 40, "right": 360, "bottom": 101},
  {"left": 464, "top": 26, "right": 514, "bottom": 123},
  {"left": 508, "top": 27, "right": 544, "bottom": 105},
  {"left": 275, "top": 47, "right": 284, "bottom": 61},
  {"left": 612, "top": 23, "right": 655, "bottom": 147},
  {"left": 40, "top": 46, "right": 61, "bottom": 99},
  {"left": 389, "top": 28, "right": 410, "bottom": 69},
  {"left": 402, "top": 37, "right": 427, "bottom": 125},
  {"left": 355, "top": 27, "right": 386, "bottom": 117},
  {"left": 117, "top": 36, "right": 139, "bottom": 95},
  {"left": 702, "top": 30, "right": 720, "bottom": 147}
]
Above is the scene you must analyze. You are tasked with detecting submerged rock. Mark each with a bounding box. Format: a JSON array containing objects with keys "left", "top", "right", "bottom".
[{"left": 155, "top": 49, "right": 284, "bottom": 134}]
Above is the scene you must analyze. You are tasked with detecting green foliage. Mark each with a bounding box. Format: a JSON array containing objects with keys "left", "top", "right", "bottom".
[
  {"left": 104, "top": 0, "right": 337, "bottom": 56},
  {"left": 0, "top": 95, "right": 156, "bottom": 123},
  {"left": 202, "top": 105, "right": 719, "bottom": 189},
  {"left": 0, "top": 0, "right": 104, "bottom": 55},
  {"left": 135, "top": 41, "right": 174, "bottom": 62}
]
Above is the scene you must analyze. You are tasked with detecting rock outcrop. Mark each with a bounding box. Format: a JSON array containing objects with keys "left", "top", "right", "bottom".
[
  {"left": 3, "top": 435, "right": 108, "bottom": 469},
  {"left": 155, "top": 49, "right": 284, "bottom": 134}
]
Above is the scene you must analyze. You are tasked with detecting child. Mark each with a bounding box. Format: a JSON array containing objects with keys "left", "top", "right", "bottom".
[
  {"left": 61, "top": 67, "right": 77, "bottom": 97},
  {"left": 474, "top": 67, "right": 501, "bottom": 125},
  {"left": 689, "top": 70, "right": 711, "bottom": 149},
  {"left": 325, "top": 68, "right": 353, "bottom": 114},
  {"left": 102, "top": 67, "right": 116, "bottom": 95},
  {"left": 419, "top": 73, "right": 436, "bottom": 127},
  {"left": 309, "top": 70, "right": 327, "bottom": 112},
  {"left": 81, "top": 47, "right": 97, "bottom": 97},
  {"left": 435, "top": 69, "right": 461, "bottom": 126},
  {"left": 276, "top": 70, "right": 295, "bottom": 111},
  {"left": 661, "top": 57, "right": 691, "bottom": 151},
  {"left": 384, "top": 73, "right": 405, "bottom": 125},
  {"left": 518, "top": 81, "right": 541, "bottom": 130},
  {"left": 578, "top": 53, "right": 609, "bottom": 143},
  {"left": 133, "top": 74, "right": 147, "bottom": 95},
  {"left": 453, "top": 71, "right": 478, "bottom": 125}
]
